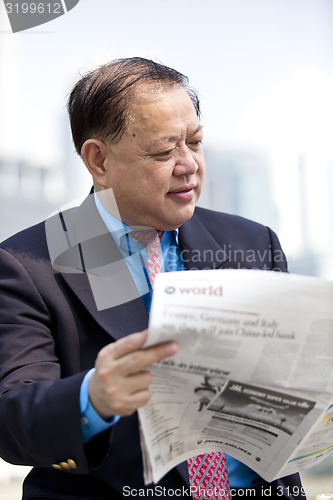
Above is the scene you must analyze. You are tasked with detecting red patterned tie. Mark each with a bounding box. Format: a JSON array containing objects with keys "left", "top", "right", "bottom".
[
  {"left": 132, "top": 230, "right": 231, "bottom": 499},
  {"left": 131, "top": 229, "right": 163, "bottom": 288},
  {"left": 188, "top": 452, "right": 231, "bottom": 500}
]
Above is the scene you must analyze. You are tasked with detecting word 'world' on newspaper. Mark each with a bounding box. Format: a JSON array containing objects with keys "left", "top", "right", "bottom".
[{"left": 138, "top": 269, "right": 333, "bottom": 484}]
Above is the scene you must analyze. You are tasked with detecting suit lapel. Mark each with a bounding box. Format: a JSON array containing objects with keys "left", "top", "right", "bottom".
[
  {"left": 45, "top": 193, "right": 149, "bottom": 341},
  {"left": 178, "top": 210, "right": 229, "bottom": 270},
  {"left": 62, "top": 272, "right": 149, "bottom": 340}
]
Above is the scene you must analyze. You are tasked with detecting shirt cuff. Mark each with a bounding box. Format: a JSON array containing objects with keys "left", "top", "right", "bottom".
[{"left": 80, "top": 368, "right": 120, "bottom": 443}]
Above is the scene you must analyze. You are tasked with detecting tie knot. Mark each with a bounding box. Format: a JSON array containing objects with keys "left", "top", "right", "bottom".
[{"left": 130, "top": 229, "right": 163, "bottom": 247}]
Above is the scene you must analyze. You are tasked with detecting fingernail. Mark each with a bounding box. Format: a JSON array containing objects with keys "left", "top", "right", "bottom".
[{"left": 165, "top": 342, "right": 178, "bottom": 355}]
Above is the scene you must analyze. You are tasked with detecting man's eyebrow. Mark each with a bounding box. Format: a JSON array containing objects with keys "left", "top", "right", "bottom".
[
  {"left": 149, "top": 135, "right": 182, "bottom": 150},
  {"left": 148, "top": 125, "right": 203, "bottom": 150},
  {"left": 188, "top": 125, "right": 203, "bottom": 137}
]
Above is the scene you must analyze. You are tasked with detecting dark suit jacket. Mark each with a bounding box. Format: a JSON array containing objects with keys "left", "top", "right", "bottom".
[{"left": 0, "top": 195, "right": 306, "bottom": 499}]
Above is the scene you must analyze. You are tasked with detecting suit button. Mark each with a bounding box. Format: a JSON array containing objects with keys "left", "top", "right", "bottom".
[
  {"left": 52, "top": 459, "right": 77, "bottom": 471},
  {"left": 67, "top": 459, "right": 77, "bottom": 469}
]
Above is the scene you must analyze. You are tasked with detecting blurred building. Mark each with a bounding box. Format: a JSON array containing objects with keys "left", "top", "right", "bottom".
[
  {"left": 200, "top": 149, "right": 279, "bottom": 230},
  {"left": 0, "top": 158, "right": 64, "bottom": 242},
  {"left": 0, "top": 115, "right": 91, "bottom": 242},
  {"left": 288, "top": 155, "right": 333, "bottom": 279}
]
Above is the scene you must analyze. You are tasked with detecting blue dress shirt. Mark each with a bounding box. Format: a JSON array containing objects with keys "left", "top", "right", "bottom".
[{"left": 79, "top": 192, "right": 261, "bottom": 488}]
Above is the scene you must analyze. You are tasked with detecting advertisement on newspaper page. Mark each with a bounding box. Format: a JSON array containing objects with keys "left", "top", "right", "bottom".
[{"left": 138, "top": 269, "right": 333, "bottom": 484}]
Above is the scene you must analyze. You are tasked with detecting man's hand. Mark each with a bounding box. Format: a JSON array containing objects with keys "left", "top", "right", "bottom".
[{"left": 89, "top": 330, "right": 178, "bottom": 419}]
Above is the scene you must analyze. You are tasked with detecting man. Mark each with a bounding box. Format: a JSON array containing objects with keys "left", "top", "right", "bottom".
[{"left": 0, "top": 57, "right": 306, "bottom": 499}]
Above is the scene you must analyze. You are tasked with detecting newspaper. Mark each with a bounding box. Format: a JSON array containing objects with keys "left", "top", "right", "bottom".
[{"left": 138, "top": 269, "right": 333, "bottom": 485}]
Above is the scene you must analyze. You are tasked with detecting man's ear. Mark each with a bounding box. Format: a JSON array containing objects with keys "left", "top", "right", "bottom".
[{"left": 81, "top": 139, "right": 108, "bottom": 186}]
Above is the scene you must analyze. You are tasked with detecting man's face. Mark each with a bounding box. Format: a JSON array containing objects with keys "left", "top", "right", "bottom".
[{"left": 101, "top": 85, "right": 205, "bottom": 230}]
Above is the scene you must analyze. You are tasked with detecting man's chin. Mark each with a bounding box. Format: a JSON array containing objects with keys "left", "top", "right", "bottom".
[
  {"left": 125, "top": 203, "right": 197, "bottom": 231},
  {"left": 160, "top": 205, "right": 196, "bottom": 230}
]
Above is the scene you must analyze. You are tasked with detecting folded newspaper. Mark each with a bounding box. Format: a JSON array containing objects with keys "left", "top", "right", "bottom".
[{"left": 138, "top": 269, "right": 333, "bottom": 484}]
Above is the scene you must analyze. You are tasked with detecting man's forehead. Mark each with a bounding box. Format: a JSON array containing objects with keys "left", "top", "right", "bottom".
[
  {"left": 133, "top": 80, "right": 184, "bottom": 102},
  {"left": 128, "top": 85, "right": 200, "bottom": 134},
  {"left": 130, "top": 83, "right": 196, "bottom": 116}
]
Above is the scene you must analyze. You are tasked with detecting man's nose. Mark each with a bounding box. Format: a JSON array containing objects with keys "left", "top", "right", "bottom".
[{"left": 173, "top": 146, "right": 198, "bottom": 176}]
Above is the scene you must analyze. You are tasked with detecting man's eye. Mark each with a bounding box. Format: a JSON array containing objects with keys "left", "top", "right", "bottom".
[
  {"left": 155, "top": 149, "right": 175, "bottom": 158},
  {"left": 189, "top": 141, "right": 203, "bottom": 149}
]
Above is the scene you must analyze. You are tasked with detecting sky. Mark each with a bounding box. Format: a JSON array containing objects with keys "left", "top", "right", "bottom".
[{"left": 1, "top": 0, "right": 333, "bottom": 265}]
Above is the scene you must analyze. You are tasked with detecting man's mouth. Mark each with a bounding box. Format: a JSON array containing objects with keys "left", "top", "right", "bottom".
[{"left": 167, "top": 185, "right": 196, "bottom": 201}]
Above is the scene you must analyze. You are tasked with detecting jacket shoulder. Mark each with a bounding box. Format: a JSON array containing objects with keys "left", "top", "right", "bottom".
[
  {"left": 193, "top": 206, "right": 272, "bottom": 238},
  {"left": 0, "top": 202, "right": 80, "bottom": 259},
  {"left": 1, "top": 220, "right": 48, "bottom": 257},
  {"left": 189, "top": 206, "right": 287, "bottom": 271}
]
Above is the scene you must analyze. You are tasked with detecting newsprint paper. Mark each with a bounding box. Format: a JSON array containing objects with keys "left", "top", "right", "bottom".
[{"left": 138, "top": 269, "right": 333, "bottom": 485}]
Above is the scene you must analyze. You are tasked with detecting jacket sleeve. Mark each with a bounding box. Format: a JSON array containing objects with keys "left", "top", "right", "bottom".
[{"left": 0, "top": 247, "right": 91, "bottom": 474}]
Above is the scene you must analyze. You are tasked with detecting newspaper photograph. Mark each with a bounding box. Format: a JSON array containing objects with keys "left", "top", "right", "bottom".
[{"left": 138, "top": 269, "right": 333, "bottom": 484}]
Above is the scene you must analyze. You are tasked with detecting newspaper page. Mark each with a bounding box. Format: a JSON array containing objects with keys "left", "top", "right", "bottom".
[{"left": 138, "top": 269, "right": 333, "bottom": 484}]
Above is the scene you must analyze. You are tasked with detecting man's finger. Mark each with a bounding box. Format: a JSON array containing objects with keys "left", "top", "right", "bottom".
[
  {"left": 120, "top": 370, "right": 153, "bottom": 394},
  {"left": 98, "top": 330, "right": 178, "bottom": 372},
  {"left": 113, "top": 340, "right": 178, "bottom": 377}
]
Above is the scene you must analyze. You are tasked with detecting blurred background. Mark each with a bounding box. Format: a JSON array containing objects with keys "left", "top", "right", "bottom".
[{"left": 0, "top": 0, "right": 333, "bottom": 498}]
